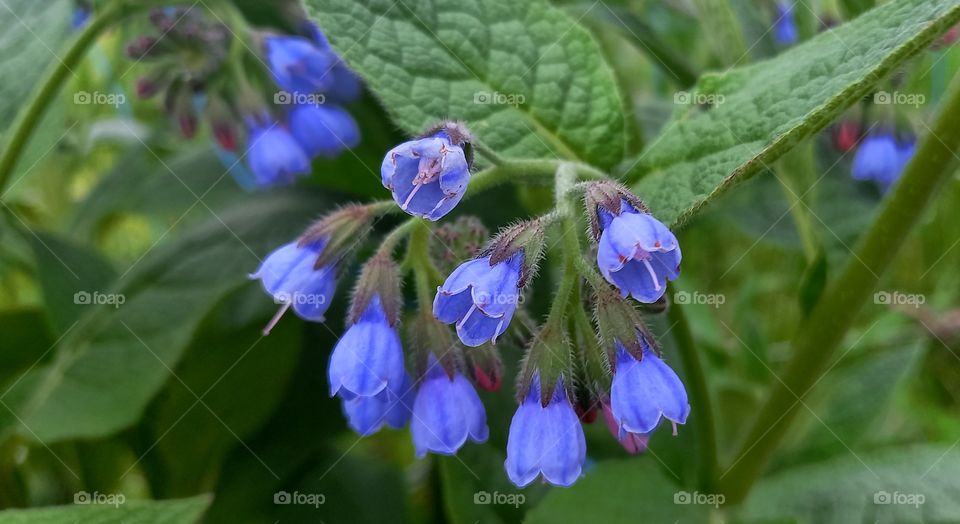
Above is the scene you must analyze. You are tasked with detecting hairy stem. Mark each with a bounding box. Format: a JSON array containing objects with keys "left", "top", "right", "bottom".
[{"left": 719, "top": 71, "right": 960, "bottom": 503}]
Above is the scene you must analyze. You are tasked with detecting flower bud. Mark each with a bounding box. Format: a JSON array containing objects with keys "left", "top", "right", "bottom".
[
  {"left": 350, "top": 251, "right": 402, "bottom": 328},
  {"left": 464, "top": 343, "right": 502, "bottom": 392},
  {"left": 298, "top": 204, "right": 378, "bottom": 268}
]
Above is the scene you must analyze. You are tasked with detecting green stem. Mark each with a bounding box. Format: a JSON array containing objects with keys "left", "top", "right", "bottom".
[
  {"left": 0, "top": 2, "right": 129, "bottom": 195},
  {"left": 406, "top": 219, "right": 442, "bottom": 302},
  {"left": 777, "top": 143, "right": 819, "bottom": 263},
  {"left": 667, "top": 297, "right": 718, "bottom": 492},
  {"left": 467, "top": 159, "right": 608, "bottom": 197},
  {"left": 719, "top": 71, "right": 960, "bottom": 503}
]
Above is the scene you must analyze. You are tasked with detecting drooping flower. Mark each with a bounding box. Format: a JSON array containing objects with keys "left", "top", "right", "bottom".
[
  {"left": 610, "top": 341, "right": 690, "bottom": 436},
  {"left": 328, "top": 295, "right": 406, "bottom": 400},
  {"left": 852, "top": 132, "right": 916, "bottom": 191},
  {"left": 288, "top": 104, "right": 360, "bottom": 158},
  {"left": 264, "top": 35, "right": 335, "bottom": 95},
  {"left": 381, "top": 128, "right": 470, "bottom": 221},
  {"left": 504, "top": 376, "right": 586, "bottom": 488},
  {"left": 601, "top": 401, "right": 649, "bottom": 454},
  {"left": 434, "top": 253, "right": 522, "bottom": 347},
  {"left": 246, "top": 123, "right": 311, "bottom": 187},
  {"left": 410, "top": 357, "right": 488, "bottom": 457},
  {"left": 773, "top": 3, "right": 799, "bottom": 46},
  {"left": 341, "top": 372, "right": 414, "bottom": 436},
  {"left": 596, "top": 201, "right": 681, "bottom": 303},
  {"left": 250, "top": 239, "right": 337, "bottom": 328}
]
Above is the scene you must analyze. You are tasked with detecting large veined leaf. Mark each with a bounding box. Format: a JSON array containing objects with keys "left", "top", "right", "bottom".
[
  {"left": 307, "top": 0, "right": 628, "bottom": 169},
  {"left": 0, "top": 0, "right": 71, "bottom": 130},
  {"left": 0, "top": 190, "right": 327, "bottom": 444},
  {"left": 0, "top": 495, "right": 210, "bottom": 524},
  {"left": 628, "top": 0, "right": 960, "bottom": 227},
  {"left": 738, "top": 445, "right": 960, "bottom": 523}
]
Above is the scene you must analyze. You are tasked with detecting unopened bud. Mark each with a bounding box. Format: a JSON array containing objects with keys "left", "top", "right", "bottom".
[
  {"left": 126, "top": 36, "right": 161, "bottom": 59},
  {"left": 465, "top": 343, "right": 502, "bottom": 392}
]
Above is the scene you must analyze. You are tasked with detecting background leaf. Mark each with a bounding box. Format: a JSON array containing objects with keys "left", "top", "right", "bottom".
[
  {"left": 0, "top": 495, "right": 210, "bottom": 524},
  {"left": 307, "top": 0, "right": 628, "bottom": 169},
  {"left": 628, "top": 0, "right": 960, "bottom": 227}
]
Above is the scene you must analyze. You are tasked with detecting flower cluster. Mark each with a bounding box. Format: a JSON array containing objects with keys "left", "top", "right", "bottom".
[
  {"left": 251, "top": 122, "right": 689, "bottom": 488},
  {"left": 124, "top": 7, "right": 361, "bottom": 190}
]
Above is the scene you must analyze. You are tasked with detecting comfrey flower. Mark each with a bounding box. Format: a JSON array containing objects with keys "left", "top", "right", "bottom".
[
  {"left": 250, "top": 239, "right": 337, "bottom": 332},
  {"left": 434, "top": 253, "right": 522, "bottom": 347},
  {"left": 306, "top": 23, "right": 362, "bottom": 104},
  {"left": 246, "top": 123, "right": 311, "bottom": 187},
  {"left": 381, "top": 123, "right": 471, "bottom": 221},
  {"left": 773, "top": 2, "right": 799, "bottom": 45},
  {"left": 596, "top": 200, "right": 681, "bottom": 303},
  {"left": 852, "top": 132, "right": 916, "bottom": 192},
  {"left": 265, "top": 35, "right": 335, "bottom": 95},
  {"left": 328, "top": 295, "right": 406, "bottom": 399},
  {"left": 610, "top": 341, "right": 690, "bottom": 436},
  {"left": 341, "top": 372, "right": 414, "bottom": 436},
  {"left": 289, "top": 104, "right": 360, "bottom": 158},
  {"left": 505, "top": 376, "right": 586, "bottom": 488},
  {"left": 411, "top": 356, "right": 488, "bottom": 457}
]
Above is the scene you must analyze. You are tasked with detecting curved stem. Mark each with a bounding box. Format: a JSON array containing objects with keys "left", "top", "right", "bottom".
[
  {"left": 0, "top": 2, "right": 128, "bottom": 195},
  {"left": 719, "top": 71, "right": 960, "bottom": 503},
  {"left": 667, "top": 297, "right": 718, "bottom": 492}
]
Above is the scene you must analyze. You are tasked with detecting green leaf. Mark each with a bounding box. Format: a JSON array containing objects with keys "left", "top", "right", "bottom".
[
  {"left": 738, "top": 445, "right": 960, "bottom": 523},
  {"left": 0, "top": 190, "right": 327, "bottom": 444},
  {"left": 525, "top": 460, "right": 708, "bottom": 524},
  {"left": 0, "top": 310, "right": 54, "bottom": 386},
  {"left": 25, "top": 232, "right": 116, "bottom": 336},
  {"left": 307, "top": 0, "right": 628, "bottom": 169},
  {"left": 0, "top": 495, "right": 210, "bottom": 524},
  {"left": 0, "top": 0, "right": 71, "bottom": 131},
  {"left": 628, "top": 0, "right": 960, "bottom": 227},
  {"left": 144, "top": 289, "right": 303, "bottom": 497}
]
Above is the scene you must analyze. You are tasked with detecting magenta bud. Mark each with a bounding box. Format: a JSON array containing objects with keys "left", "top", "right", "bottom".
[
  {"left": 214, "top": 124, "right": 237, "bottom": 151},
  {"left": 602, "top": 401, "right": 648, "bottom": 454},
  {"left": 126, "top": 36, "right": 159, "bottom": 59},
  {"left": 178, "top": 114, "right": 197, "bottom": 138},
  {"left": 135, "top": 78, "right": 159, "bottom": 99},
  {"left": 472, "top": 362, "right": 501, "bottom": 392}
]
